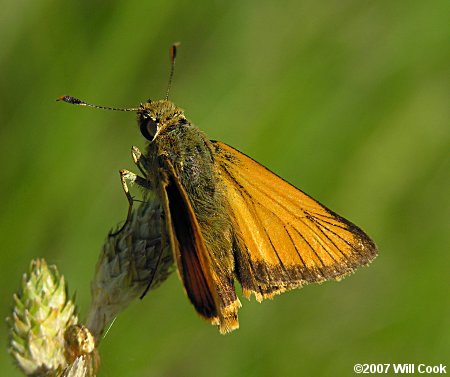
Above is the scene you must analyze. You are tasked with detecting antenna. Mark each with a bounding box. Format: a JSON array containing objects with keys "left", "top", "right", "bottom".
[
  {"left": 56, "top": 96, "right": 139, "bottom": 112},
  {"left": 165, "top": 42, "right": 180, "bottom": 100},
  {"left": 58, "top": 43, "right": 181, "bottom": 109}
]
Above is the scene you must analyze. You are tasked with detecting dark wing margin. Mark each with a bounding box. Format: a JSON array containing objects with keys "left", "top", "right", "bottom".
[{"left": 212, "top": 141, "right": 378, "bottom": 301}]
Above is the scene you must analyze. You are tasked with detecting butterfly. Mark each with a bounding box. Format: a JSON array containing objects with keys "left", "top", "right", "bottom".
[{"left": 58, "top": 45, "right": 377, "bottom": 334}]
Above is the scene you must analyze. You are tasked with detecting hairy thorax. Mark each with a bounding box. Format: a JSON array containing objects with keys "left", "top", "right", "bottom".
[{"left": 144, "top": 114, "right": 234, "bottom": 264}]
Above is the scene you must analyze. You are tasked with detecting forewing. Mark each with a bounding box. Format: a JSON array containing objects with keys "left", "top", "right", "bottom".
[
  {"left": 159, "top": 157, "right": 220, "bottom": 323},
  {"left": 212, "top": 141, "right": 377, "bottom": 301}
]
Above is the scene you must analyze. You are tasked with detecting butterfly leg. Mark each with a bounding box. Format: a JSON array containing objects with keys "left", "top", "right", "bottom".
[
  {"left": 109, "top": 169, "right": 150, "bottom": 236},
  {"left": 131, "top": 146, "right": 149, "bottom": 176}
]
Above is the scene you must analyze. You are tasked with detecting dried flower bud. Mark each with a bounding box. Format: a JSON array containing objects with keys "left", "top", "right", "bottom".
[
  {"left": 64, "top": 324, "right": 95, "bottom": 363},
  {"left": 63, "top": 325, "right": 98, "bottom": 377},
  {"left": 86, "top": 199, "right": 173, "bottom": 341}
]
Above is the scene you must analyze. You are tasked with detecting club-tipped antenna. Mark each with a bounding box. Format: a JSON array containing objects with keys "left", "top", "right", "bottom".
[
  {"left": 165, "top": 42, "right": 180, "bottom": 100},
  {"left": 58, "top": 43, "right": 180, "bottom": 108},
  {"left": 56, "top": 96, "right": 139, "bottom": 112}
]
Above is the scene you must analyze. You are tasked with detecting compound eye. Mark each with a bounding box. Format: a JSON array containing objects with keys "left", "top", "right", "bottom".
[{"left": 139, "top": 117, "right": 158, "bottom": 140}]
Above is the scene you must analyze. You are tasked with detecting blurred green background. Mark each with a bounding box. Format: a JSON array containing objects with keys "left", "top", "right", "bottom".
[{"left": 1, "top": 1, "right": 449, "bottom": 376}]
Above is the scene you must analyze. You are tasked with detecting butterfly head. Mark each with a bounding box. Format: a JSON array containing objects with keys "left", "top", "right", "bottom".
[{"left": 137, "top": 99, "right": 187, "bottom": 141}]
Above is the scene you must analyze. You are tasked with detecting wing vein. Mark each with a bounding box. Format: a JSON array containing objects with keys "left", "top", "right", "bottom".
[
  {"left": 305, "top": 211, "right": 362, "bottom": 256},
  {"left": 290, "top": 224, "right": 327, "bottom": 270},
  {"left": 305, "top": 217, "right": 348, "bottom": 261},
  {"left": 284, "top": 225, "right": 307, "bottom": 268}
]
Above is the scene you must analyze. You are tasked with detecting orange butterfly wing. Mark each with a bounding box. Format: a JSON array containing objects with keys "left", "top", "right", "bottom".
[{"left": 212, "top": 141, "right": 377, "bottom": 301}]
